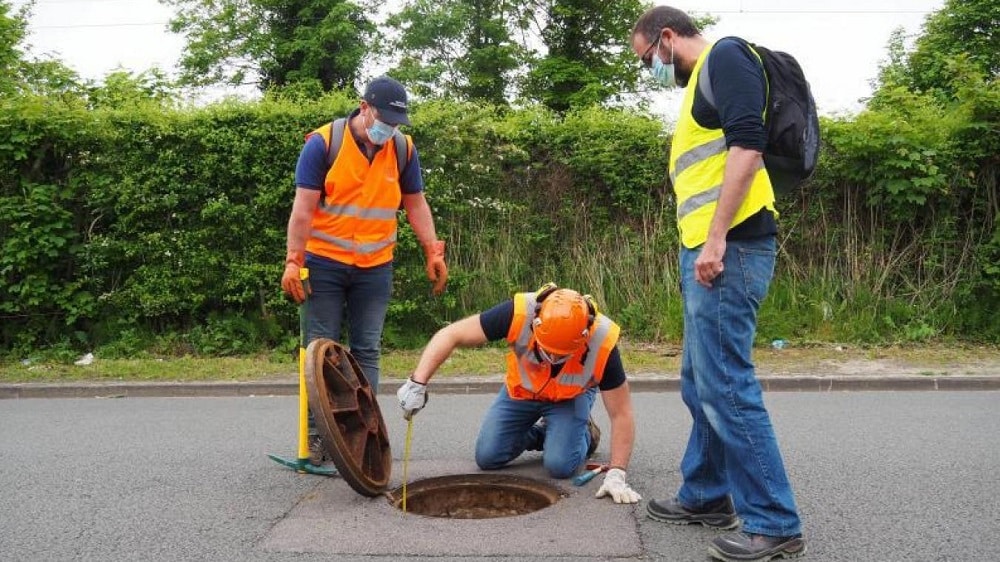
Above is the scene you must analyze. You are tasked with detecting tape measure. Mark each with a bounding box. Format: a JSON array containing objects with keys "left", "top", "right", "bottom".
[{"left": 402, "top": 417, "right": 413, "bottom": 513}]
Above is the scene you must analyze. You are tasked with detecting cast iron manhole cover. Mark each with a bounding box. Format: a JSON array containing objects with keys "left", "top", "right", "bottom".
[
  {"left": 386, "top": 473, "right": 564, "bottom": 518},
  {"left": 305, "top": 338, "right": 392, "bottom": 497}
]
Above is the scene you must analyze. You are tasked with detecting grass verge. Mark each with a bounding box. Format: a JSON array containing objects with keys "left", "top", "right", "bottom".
[{"left": 1, "top": 342, "right": 998, "bottom": 384}]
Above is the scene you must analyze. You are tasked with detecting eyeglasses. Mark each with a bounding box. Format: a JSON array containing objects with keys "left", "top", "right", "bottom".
[
  {"left": 536, "top": 344, "right": 571, "bottom": 365},
  {"left": 641, "top": 29, "right": 667, "bottom": 69},
  {"left": 640, "top": 39, "right": 659, "bottom": 69}
]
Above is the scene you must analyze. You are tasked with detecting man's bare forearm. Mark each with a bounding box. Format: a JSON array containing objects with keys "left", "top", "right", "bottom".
[{"left": 706, "top": 146, "right": 762, "bottom": 243}]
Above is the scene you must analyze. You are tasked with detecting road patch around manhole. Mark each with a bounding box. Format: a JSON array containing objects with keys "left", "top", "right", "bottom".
[{"left": 262, "top": 458, "right": 641, "bottom": 557}]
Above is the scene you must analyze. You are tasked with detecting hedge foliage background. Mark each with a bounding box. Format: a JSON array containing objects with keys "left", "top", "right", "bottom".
[{"left": 1, "top": 73, "right": 997, "bottom": 357}]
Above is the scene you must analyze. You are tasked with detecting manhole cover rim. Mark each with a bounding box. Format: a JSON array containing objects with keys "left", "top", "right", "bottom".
[{"left": 386, "top": 473, "right": 567, "bottom": 518}]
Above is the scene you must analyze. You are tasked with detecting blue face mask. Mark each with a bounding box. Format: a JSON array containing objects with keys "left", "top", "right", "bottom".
[
  {"left": 649, "top": 38, "right": 676, "bottom": 88},
  {"left": 366, "top": 113, "right": 396, "bottom": 145}
]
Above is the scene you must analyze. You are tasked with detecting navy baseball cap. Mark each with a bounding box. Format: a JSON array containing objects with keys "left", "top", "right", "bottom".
[{"left": 363, "top": 76, "right": 410, "bottom": 126}]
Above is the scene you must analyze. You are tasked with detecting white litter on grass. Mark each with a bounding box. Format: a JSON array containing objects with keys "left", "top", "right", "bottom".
[{"left": 74, "top": 352, "right": 95, "bottom": 366}]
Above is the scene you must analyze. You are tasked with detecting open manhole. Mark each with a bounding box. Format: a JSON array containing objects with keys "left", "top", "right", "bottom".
[{"left": 386, "top": 473, "right": 564, "bottom": 519}]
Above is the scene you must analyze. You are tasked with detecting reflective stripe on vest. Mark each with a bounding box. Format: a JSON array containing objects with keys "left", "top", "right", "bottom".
[
  {"left": 675, "top": 160, "right": 766, "bottom": 222},
  {"left": 309, "top": 229, "right": 398, "bottom": 254},
  {"left": 670, "top": 137, "right": 727, "bottom": 185},
  {"left": 317, "top": 202, "right": 399, "bottom": 220},
  {"left": 504, "top": 292, "right": 620, "bottom": 402},
  {"left": 304, "top": 121, "right": 404, "bottom": 267},
  {"left": 670, "top": 42, "right": 777, "bottom": 249}
]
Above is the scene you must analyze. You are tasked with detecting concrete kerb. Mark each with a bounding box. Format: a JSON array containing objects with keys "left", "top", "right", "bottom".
[{"left": 2, "top": 374, "right": 999, "bottom": 399}]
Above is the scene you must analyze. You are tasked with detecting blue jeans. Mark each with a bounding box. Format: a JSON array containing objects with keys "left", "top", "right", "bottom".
[
  {"left": 305, "top": 256, "right": 392, "bottom": 393},
  {"left": 677, "top": 236, "right": 802, "bottom": 537},
  {"left": 475, "top": 386, "right": 597, "bottom": 479}
]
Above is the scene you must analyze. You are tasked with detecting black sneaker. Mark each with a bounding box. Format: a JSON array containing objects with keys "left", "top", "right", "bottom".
[
  {"left": 524, "top": 418, "right": 546, "bottom": 451},
  {"left": 527, "top": 417, "right": 600, "bottom": 456},
  {"left": 586, "top": 417, "right": 601, "bottom": 458},
  {"left": 646, "top": 496, "right": 739, "bottom": 529},
  {"left": 307, "top": 432, "right": 329, "bottom": 466},
  {"left": 708, "top": 532, "right": 806, "bottom": 561}
]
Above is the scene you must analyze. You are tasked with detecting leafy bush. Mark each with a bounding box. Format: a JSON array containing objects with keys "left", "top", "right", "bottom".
[{"left": 2, "top": 82, "right": 998, "bottom": 357}]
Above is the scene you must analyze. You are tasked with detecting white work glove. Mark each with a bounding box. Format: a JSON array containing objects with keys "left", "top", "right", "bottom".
[
  {"left": 595, "top": 468, "right": 641, "bottom": 504},
  {"left": 396, "top": 378, "right": 428, "bottom": 420}
]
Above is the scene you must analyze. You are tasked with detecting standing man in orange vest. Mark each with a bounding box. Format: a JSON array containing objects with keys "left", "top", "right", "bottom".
[
  {"left": 396, "top": 283, "right": 641, "bottom": 504},
  {"left": 281, "top": 75, "right": 447, "bottom": 394}
]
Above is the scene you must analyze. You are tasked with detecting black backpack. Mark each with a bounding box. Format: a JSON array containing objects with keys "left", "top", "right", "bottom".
[{"left": 698, "top": 38, "right": 820, "bottom": 194}]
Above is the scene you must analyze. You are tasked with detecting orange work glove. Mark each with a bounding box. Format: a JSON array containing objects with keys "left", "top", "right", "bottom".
[
  {"left": 281, "top": 249, "right": 307, "bottom": 303},
  {"left": 422, "top": 240, "right": 448, "bottom": 296}
]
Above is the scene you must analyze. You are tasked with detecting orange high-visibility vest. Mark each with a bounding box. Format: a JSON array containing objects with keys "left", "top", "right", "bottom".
[
  {"left": 304, "top": 121, "right": 412, "bottom": 267},
  {"left": 504, "top": 292, "right": 621, "bottom": 402}
]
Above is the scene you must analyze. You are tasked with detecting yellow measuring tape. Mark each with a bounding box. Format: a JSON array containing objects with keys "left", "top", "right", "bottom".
[{"left": 402, "top": 416, "right": 413, "bottom": 513}]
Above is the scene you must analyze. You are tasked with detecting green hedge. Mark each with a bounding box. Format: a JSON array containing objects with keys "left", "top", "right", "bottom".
[{"left": 1, "top": 82, "right": 998, "bottom": 357}]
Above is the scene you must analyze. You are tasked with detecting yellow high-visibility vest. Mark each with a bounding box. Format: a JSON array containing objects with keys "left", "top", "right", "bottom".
[{"left": 670, "top": 42, "right": 777, "bottom": 249}]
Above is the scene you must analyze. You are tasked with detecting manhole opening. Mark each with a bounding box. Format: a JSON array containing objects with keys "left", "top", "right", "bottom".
[{"left": 388, "top": 473, "right": 563, "bottom": 519}]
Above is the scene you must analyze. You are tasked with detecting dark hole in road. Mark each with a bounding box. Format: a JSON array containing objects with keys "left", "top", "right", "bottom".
[{"left": 388, "top": 473, "right": 563, "bottom": 519}]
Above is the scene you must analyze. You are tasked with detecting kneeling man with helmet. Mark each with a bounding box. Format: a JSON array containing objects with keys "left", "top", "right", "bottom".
[{"left": 397, "top": 283, "right": 640, "bottom": 503}]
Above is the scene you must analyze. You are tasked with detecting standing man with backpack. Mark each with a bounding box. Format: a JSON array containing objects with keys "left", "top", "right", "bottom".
[
  {"left": 281, "top": 75, "right": 447, "bottom": 418},
  {"left": 631, "top": 6, "right": 807, "bottom": 562}
]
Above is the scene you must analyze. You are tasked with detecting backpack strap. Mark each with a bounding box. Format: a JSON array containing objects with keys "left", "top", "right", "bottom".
[
  {"left": 697, "top": 38, "right": 767, "bottom": 112},
  {"left": 325, "top": 117, "right": 410, "bottom": 175},
  {"left": 392, "top": 130, "right": 409, "bottom": 175},
  {"left": 697, "top": 52, "right": 716, "bottom": 109},
  {"left": 325, "top": 118, "right": 347, "bottom": 170}
]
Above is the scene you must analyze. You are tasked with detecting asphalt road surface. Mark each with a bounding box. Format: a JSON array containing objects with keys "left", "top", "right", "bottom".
[{"left": 1, "top": 391, "right": 998, "bottom": 561}]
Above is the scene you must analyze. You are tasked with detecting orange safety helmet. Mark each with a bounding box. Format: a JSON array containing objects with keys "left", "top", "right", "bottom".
[{"left": 532, "top": 284, "right": 598, "bottom": 356}]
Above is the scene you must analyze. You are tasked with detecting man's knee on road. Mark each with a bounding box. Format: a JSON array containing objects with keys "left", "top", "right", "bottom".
[
  {"left": 475, "top": 454, "right": 508, "bottom": 471},
  {"left": 543, "top": 454, "right": 581, "bottom": 479},
  {"left": 475, "top": 442, "right": 512, "bottom": 470}
]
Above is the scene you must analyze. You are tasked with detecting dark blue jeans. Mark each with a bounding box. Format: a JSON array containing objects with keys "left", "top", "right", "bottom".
[
  {"left": 305, "top": 257, "right": 392, "bottom": 392},
  {"left": 475, "top": 386, "right": 597, "bottom": 479},
  {"left": 677, "top": 236, "right": 802, "bottom": 537}
]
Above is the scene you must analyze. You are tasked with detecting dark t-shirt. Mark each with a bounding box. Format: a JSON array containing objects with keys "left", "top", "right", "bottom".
[
  {"left": 692, "top": 38, "right": 767, "bottom": 151},
  {"left": 691, "top": 37, "right": 777, "bottom": 241},
  {"left": 478, "top": 300, "right": 627, "bottom": 391}
]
